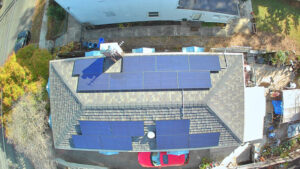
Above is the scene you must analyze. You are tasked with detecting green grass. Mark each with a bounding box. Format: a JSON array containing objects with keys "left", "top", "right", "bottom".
[{"left": 252, "top": 0, "right": 300, "bottom": 45}]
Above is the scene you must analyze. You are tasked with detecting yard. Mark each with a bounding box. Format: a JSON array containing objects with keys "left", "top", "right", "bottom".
[{"left": 252, "top": 0, "right": 300, "bottom": 47}]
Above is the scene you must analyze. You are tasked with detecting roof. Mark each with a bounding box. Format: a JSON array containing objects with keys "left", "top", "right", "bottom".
[
  {"left": 50, "top": 52, "right": 245, "bottom": 151},
  {"left": 178, "top": 0, "right": 239, "bottom": 15},
  {"left": 282, "top": 89, "right": 300, "bottom": 123},
  {"left": 244, "top": 87, "right": 265, "bottom": 142},
  {"left": 55, "top": 0, "right": 239, "bottom": 25}
]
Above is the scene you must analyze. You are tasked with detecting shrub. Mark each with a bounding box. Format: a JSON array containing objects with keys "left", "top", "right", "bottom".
[
  {"left": 16, "top": 44, "right": 52, "bottom": 81},
  {"left": 0, "top": 54, "right": 31, "bottom": 112},
  {"left": 47, "top": 4, "right": 65, "bottom": 21}
]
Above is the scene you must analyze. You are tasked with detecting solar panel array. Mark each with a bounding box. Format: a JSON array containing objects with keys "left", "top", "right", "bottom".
[
  {"left": 72, "top": 120, "right": 220, "bottom": 150},
  {"left": 72, "top": 121, "right": 144, "bottom": 150},
  {"left": 155, "top": 120, "right": 220, "bottom": 149},
  {"left": 74, "top": 55, "right": 220, "bottom": 92}
]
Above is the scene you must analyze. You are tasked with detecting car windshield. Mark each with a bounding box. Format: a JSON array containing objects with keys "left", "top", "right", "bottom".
[{"left": 151, "top": 152, "right": 161, "bottom": 166}]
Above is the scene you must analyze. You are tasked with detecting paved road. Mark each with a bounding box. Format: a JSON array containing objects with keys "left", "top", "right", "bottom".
[{"left": 0, "top": 0, "right": 36, "bottom": 65}]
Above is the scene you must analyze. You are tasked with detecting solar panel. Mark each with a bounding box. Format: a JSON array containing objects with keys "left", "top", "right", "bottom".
[
  {"left": 178, "top": 71, "right": 211, "bottom": 89},
  {"left": 99, "top": 136, "right": 133, "bottom": 150},
  {"left": 110, "top": 121, "right": 144, "bottom": 136},
  {"left": 189, "top": 132, "right": 220, "bottom": 148},
  {"left": 156, "top": 135, "right": 189, "bottom": 149},
  {"left": 122, "top": 56, "right": 155, "bottom": 72},
  {"left": 79, "top": 121, "right": 144, "bottom": 136},
  {"left": 189, "top": 55, "right": 221, "bottom": 71},
  {"left": 79, "top": 121, "right": 111, "bottom": 135},
  {"left": 156, "top": 120, "right": 190, "bottom": 136},
  {"left": 144, "top": 72, "right": 178, "bottom": 89},
  {"left": 156, "top": 55, "right": 189, "bottom": 71},
  {"left": 110, "top": 73, "right": 143, "bottom": 90},
  {"left": 73, "top": 58, "right": 104, "bottom": 76},
  {"left": 77, "top": 73, "right": 110, "bottom": 92},
  {"left": 72, "top": 135, "right": 102, "bottom": 149}
]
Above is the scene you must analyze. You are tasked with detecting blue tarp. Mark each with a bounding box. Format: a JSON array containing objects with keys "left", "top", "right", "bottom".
[
  {"left": 272, "top": 100, "right": 283, "bottom": 115},
  {"left": 98, "top": 151, "right": 119, "bottom": 155},
  {"left": 85, "top": 51, "right": 103, "bottom": 57}
]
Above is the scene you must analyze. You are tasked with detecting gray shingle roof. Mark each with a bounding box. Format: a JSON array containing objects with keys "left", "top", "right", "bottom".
[{"left": 50, "top": 53, "right": 244, "bottom": 151}]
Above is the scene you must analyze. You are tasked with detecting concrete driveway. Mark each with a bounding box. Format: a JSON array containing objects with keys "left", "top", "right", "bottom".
[
  {"left": 0, "top": 0, "right": 36, "bottom": 65},
  {"left": 56, "top": 146, "right": 237, "bottom": 169}
]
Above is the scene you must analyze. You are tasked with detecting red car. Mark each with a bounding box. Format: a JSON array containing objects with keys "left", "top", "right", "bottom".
[{"left": 138, "top": 152, "right": 189, "bottom": 168}]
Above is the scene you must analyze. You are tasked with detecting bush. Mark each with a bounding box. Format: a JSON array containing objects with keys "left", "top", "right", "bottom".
[
  {"left": 6, "top": 92, "right": 55, "bottom": 169},
  {"left": 47, "top": 4, "right": 65, "bottom": 21},
  {"left": 16, "top": 44, "right": 52, "bottom": 81},
  {"left": 0, "top": 54, "right": 31, "bottom": 112}
]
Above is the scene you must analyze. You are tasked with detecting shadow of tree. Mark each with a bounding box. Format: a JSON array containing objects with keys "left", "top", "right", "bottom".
[{"left": 252, "top": 0, "right": 300, "bottom": 35}]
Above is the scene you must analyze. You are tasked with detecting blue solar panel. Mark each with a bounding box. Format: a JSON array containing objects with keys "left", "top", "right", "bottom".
[
  {"left": 79, "top": 121, "right": 111, "bottom": 135},
  {"left": 79, "top": 121, "right": 144, "bottom": 136},
  {"left": 144, "top": 72, "right": 178, "bottom": 89},
  {"left": 189, "top": 55, "right": 221, "bottom": 71},
  {"left": 77, "top": 73, "right": 110, "bottom": 92},
  {"left": 122, "top": 56, "right": 155, "bottom": 72},
  {"left": 156, "top": 120, "right": 190, "bottom": 136},
  {"left": 156, "top": 135, "right": 189, "bottom": 149},
  {"left": 99, "top": 136, "right": 133, "bottom": 150},
  {"left": 110, "top": 121, "right": 144, "bottom": 136},
  {"left": 156, "top": 55, "right": 189, "bottom": 71},
  {"left": 189, "top": 133, "right": 220, "bottom": 148},
  {"left": 72, "top": 135, "right": 133, "bottom": 150},
  {"left": 72, "top": 135, "right": 102, "bottom": 149},
  {"left": 178, "top": 71, "right": 211, "bottom": 89},
  {"left": 110, "top": 73, "right": 143, "bottom": 90},
  {"left": 73, "top": 58, "right": 104, "bottom": 76}
]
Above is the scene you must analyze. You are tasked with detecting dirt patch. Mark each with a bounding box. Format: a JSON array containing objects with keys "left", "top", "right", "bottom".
[
  {"left": 255, "top": 64, "right": 292, "bottom": 90},
  {"left": 30, "top": 0, "right": 46, "bottom": 43},
  {"left": 107, "top": 32, "right": 300, "bottom": 55}
]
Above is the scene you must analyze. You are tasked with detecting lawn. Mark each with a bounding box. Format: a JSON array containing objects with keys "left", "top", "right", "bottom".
[{"left": 252, "top": 0, "right": 300, "bottom": 46}]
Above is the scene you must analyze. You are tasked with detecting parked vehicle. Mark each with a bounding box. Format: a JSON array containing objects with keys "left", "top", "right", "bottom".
[
  {"left": 0, "top": 0, "right": 3, "bottom": 9},
  {"left": 14, "top": 30, "right": 31, "bottom": 52},
  {"left": 138, "top": 152, "right": 189, "bottom": 168}
]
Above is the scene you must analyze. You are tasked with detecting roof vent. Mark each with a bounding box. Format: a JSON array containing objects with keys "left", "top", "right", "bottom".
[{"left": 147, "top": 131, "right": 155, "bottom": 139}]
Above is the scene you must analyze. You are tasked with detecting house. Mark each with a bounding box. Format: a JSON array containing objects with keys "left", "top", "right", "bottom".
[
  {"left": 49, "top": 46, "right": 265, "bottom": 152},
  {"left": 54, "top": 0, "right": 240, "bottom": 25}
]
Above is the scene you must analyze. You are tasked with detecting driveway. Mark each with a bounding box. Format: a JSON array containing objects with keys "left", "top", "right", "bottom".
[
  {"left": 0, "top": 0, "right": 36, "bottom": 65},
  {"left": 56, "top": 146, "right": 237, "bottom": 169}
]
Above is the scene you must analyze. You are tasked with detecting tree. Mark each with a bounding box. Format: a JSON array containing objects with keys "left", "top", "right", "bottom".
[{"left": 6, "top": 92, "right": 56, "bottom": 169}]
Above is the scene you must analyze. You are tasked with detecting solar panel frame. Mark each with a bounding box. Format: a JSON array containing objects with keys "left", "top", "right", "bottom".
[
  {"left": 110, "top": 121, "right": 145, "bottom": 136},
  {"left": 156, "top": 120, "right": 190, "bottom": 136},
  {"left": 79, "top": 121, "right": 111, "bottom": 135},
  {"left": 189, "top": 132, "right": 220, "bottom": 148}
]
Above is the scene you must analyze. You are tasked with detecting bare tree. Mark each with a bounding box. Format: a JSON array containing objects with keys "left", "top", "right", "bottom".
[{"left": 6, "top": 92, "right": 56, "bottom": 169}]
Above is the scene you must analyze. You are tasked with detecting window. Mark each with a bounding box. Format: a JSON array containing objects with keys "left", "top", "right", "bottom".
[{"left": 148, "top": 12, "right": 159, "bottom": 17}]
